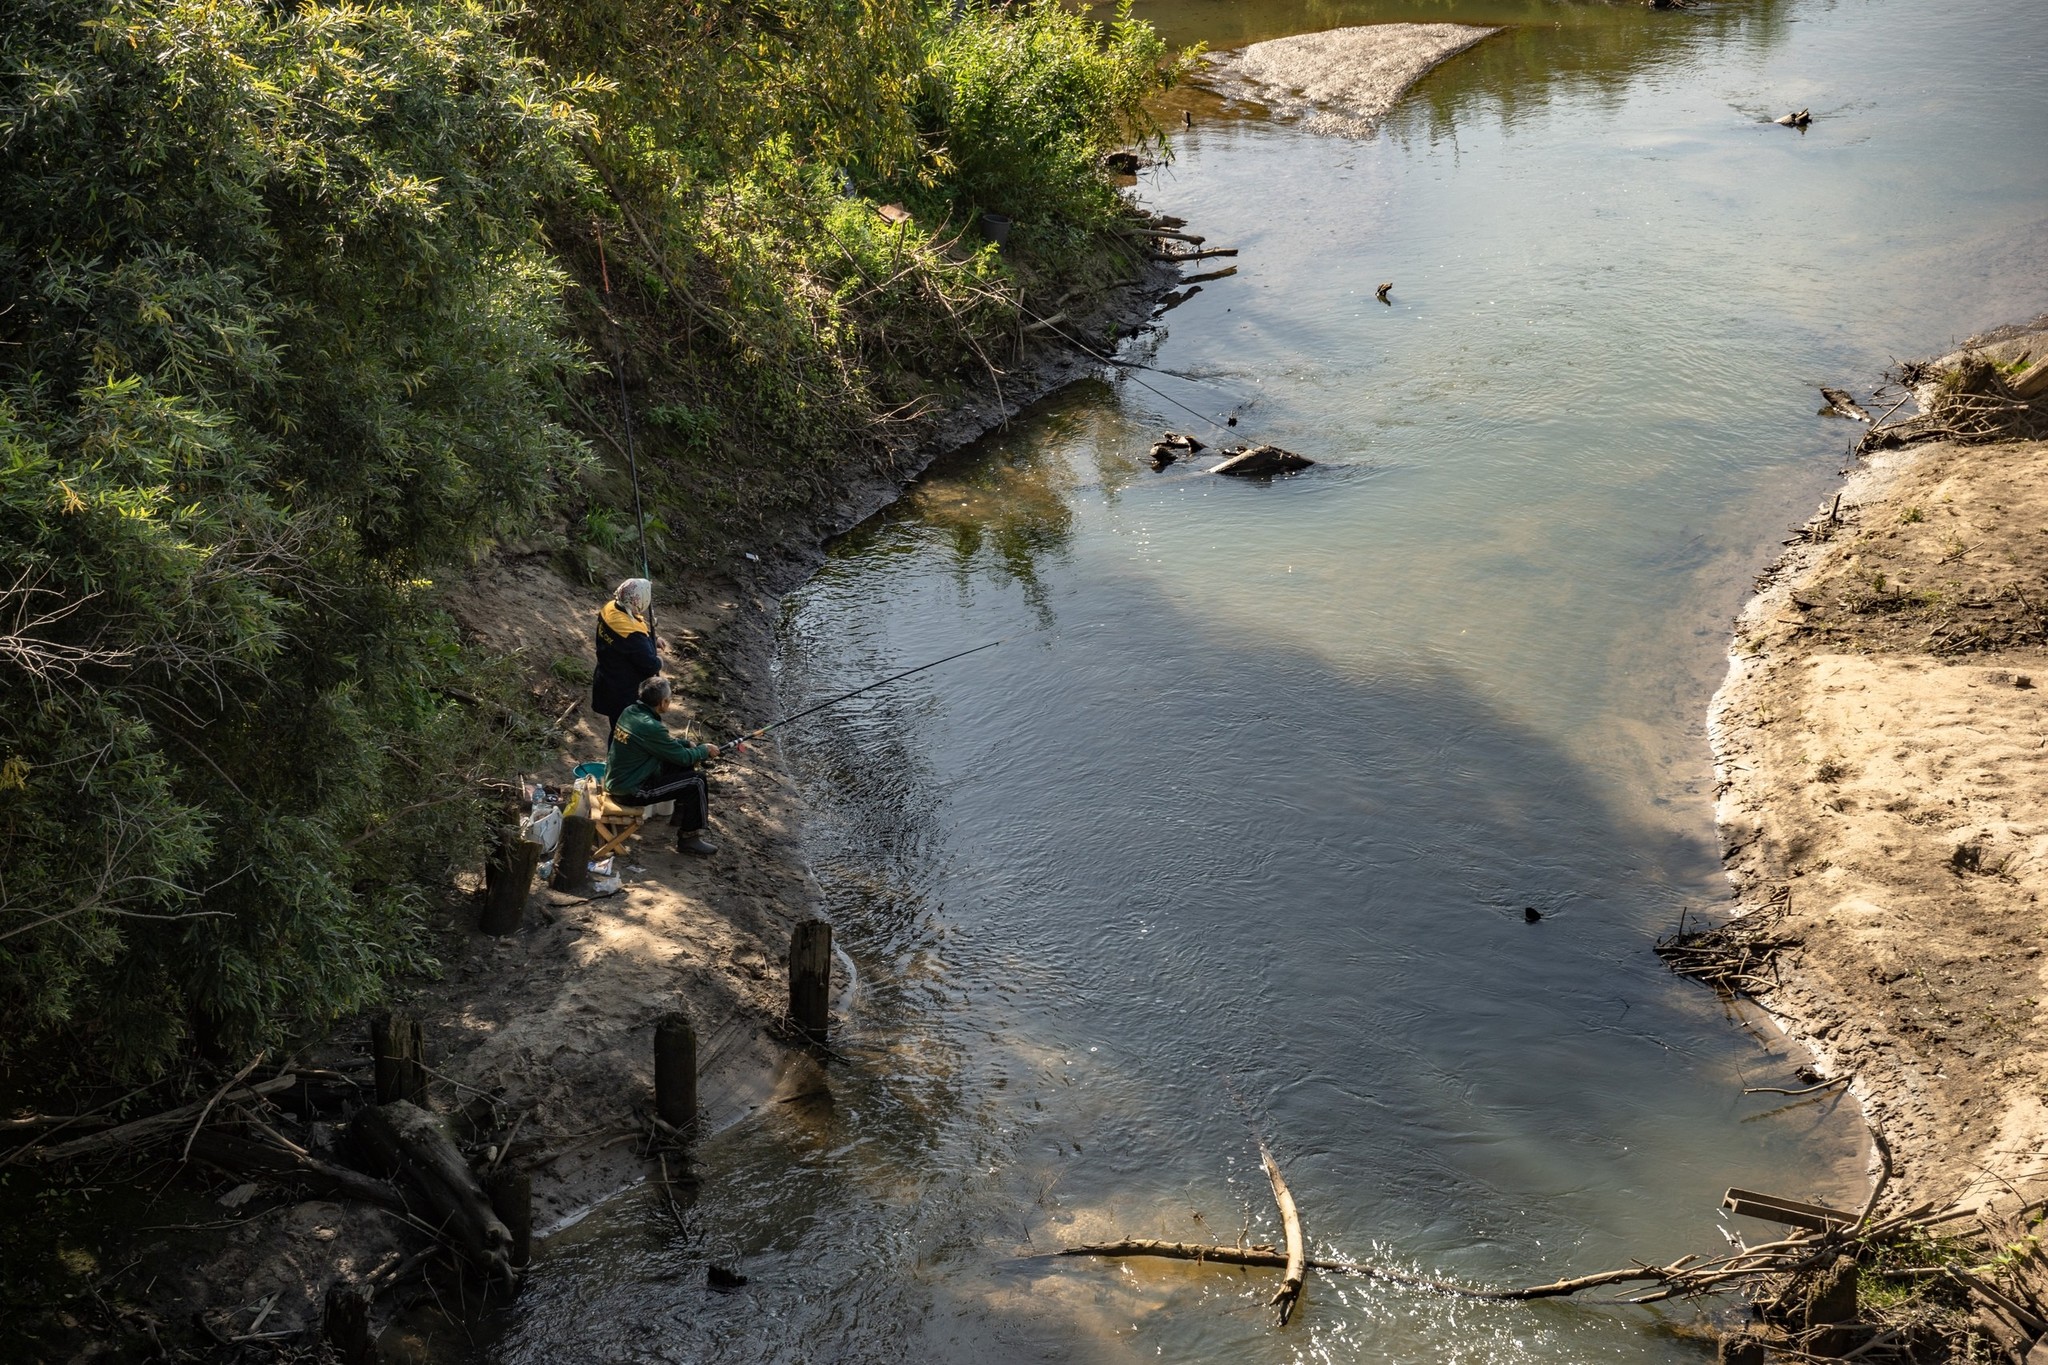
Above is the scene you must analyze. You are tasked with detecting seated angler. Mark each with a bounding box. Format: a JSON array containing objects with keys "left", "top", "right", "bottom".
[{"left": 604, "top": 676, "right": 727, "bottom": 856}]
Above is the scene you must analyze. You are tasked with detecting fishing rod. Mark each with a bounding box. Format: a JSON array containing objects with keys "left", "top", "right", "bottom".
[
  {"left": 595, "top": 223, "right": 656, "bottom": 637},
  {"left": 724, "top": 634, "right": 1014, "bottom": 749}
]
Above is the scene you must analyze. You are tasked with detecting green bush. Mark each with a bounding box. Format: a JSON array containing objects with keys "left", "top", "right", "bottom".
[
  {"left": 0, "top": 0, "right": 593, "bottom": 1077},
  {"left": 919, "top": 1, "right": 1184, "bottom": 235}
]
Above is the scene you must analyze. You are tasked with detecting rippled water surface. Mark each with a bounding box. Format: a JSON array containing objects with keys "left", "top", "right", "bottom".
[{"left": 494, "top": 2, "right": 2048, "bottom": 1360}]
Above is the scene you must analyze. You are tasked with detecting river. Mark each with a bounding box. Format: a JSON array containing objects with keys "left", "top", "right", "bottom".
[{"left": 493, "top": 2, "right": 2048, "bottom": 1360}]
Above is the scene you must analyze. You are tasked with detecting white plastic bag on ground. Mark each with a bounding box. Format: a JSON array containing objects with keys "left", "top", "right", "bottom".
[{"left": 522, "top": 805, "right": 563, "bottom": 856}]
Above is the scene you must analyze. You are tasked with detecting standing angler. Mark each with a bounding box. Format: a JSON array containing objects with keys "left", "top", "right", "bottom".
[
  {"left": 592, "top": 577, "right": 660, "bottom": 730},
  {"left": 604, "top": 676, "right": 726, "bottom": 855}
]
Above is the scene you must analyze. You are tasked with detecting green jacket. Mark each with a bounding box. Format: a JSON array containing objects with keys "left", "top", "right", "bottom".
[{"left": 604, "top": 702, "right": 712, "bottom": 795}]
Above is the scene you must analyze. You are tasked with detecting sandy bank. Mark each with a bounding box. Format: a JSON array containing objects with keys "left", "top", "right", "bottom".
[
  {"left": 1201, "top": 22, "right": 1498, "bottom": 138},
  {"left": 1710, "top": 320, "right": 2048, "bottom": 1212}
]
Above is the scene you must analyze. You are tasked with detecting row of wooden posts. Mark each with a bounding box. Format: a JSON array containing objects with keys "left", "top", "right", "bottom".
[{"left": 364, "top": 915, "right": 836, "bottom": 1273}]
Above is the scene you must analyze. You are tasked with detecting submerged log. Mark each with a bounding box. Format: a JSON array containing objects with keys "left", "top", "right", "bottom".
[
  {"left": 354, "top": 1100, "right": 514, "bottom": 1282},
  {"left": 1819, "top": 386, "right": 1872, "bottom": 422},
  {"left": 1211, "top": 445, "right": 1315, "bottom": 477}
]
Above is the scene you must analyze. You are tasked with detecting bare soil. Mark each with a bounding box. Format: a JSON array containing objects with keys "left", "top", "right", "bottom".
[{"left": 1711, "top": 324, "right": 2048, "bottom": 1213}]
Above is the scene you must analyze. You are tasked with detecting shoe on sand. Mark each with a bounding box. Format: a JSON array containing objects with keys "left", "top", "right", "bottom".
[{"left": 676, "top": 833, "right": 719, "bottom": 856}]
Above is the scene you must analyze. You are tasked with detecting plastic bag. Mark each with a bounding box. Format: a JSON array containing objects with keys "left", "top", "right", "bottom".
[{"left": 522, "top": 804, "right": 563, "bottom": 856}]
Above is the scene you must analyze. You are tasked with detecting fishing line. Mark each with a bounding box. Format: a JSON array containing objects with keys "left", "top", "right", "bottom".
[
  {"left": 1016, "top": 299, "right": 1261, "bottom": 443},
  {"left": 595, "top": 223, "right": 656, "bottom": 637},
  {"left": 727, "top": 633, "right": 1018, "bottom": 748}
]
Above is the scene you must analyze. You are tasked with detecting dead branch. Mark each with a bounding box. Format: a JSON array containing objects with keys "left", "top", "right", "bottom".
[
  {"left": 1260, "top": 1139, "right": 1307, "bottom": 1326},
  {"left": 30, "top": 1074, "right": 300, "bottom": 1164},
  {"left": 181, "top": 1051, "right": 266, "bottom": 1163}
]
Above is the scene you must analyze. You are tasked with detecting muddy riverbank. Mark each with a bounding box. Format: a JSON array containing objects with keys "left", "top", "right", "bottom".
[{"left": 1710, "top": 318, "right": 2048, "bottom": 1216}]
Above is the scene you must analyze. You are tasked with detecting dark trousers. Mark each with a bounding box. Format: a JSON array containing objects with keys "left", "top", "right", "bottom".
[{"left": 629, "top": 763, "right": 707, "bottom": 832}]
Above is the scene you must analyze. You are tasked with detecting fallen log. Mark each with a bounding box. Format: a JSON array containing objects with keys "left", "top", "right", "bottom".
[
  {"left": 1211, "top": 445, "right": 1315, "bottom": 477},
  {"left": 1183, "top": 265, "right": 1238, "bottom": 285},
  {"left": 189, "top": 1128, "right": 408, "bottom": 1214},
  {"left": 33, "top": 1074, "right": 301, "bottom": 1164},
  {"left": 1128, "top": 227, "right": 1205, "bottom": 245},
  {"left": 1154, "top": 247, "right": 1238, "bottom": 263},
  {"left": 353, "top": 1100, "right": 514, "bottom": 1283},
  {"left": 1260, "top": 1140, "right": 1307, "bottom": 1326}
]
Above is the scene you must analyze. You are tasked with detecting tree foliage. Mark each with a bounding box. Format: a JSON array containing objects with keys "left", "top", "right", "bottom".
[{"left": 0, "top": 0, "right": 595, "bottom": 1076}]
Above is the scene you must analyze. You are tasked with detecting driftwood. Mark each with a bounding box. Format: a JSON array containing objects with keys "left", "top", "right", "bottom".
[
  {"left": 189, "top": 1128, "right": 407, "bottom": 1213},
  {"left": 1150, "top": 430, "right": 1207, "bottom": 468},
  {"left": 31, "top": 1074, "right": 300, "bottom": 1163},
  {"left": 1211, "top": 445, "right": 1314, "bottom": 477},
  {"left": 1059, "top": 1140, "right": 1318, "bottom": 1328},
  {"left": 1259, "top": 1140, "right": 1307, "bottom": 1326},
  {"left": 1182, "top": 265, "right": 1238, "bottom": 285},
  {"left": 1820, "top": 386, "right": 1872, "bottom": 421},
  {"left": 354, "top": 1100, "right": 514, "bottom": 1283},
  {"left": 1154, "top": 247, "right": 1238, "bottom": 263},
  {"left": 1059, "top": 1163, "right": 2048, "bottom": 1357}
]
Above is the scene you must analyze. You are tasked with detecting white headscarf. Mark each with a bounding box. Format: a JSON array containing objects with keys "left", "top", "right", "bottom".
[{"left": 614, "top": 577, "right": 651, "bottom": 618}]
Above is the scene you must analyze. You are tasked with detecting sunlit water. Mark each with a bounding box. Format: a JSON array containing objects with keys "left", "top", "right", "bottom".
[{"left": 492, "top": 2, "right": 2047, "bottom": 1360}]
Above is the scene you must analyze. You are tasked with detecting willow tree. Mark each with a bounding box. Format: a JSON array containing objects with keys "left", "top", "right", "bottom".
[{"left": 0, "top": 0, "right": 596, "bottom": 1077}]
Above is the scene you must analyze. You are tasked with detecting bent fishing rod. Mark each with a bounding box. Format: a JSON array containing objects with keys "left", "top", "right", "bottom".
[{"left": 722, "top": 634, "right": 1015, "bottom": 750}]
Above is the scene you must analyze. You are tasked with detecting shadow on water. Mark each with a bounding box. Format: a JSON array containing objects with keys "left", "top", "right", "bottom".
[{"left": 489, "top": 393, "right": 1866, "bottom": 1364}]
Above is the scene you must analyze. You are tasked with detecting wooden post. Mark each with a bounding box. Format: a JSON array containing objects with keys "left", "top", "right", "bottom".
[
  {"left": 323, "top": 1281, "right": 376, "bottom": 1365},
  {"left": 480, "top": 834, "right": 542, "bottom": 935},
  {"left": 485, "top": 1168, "right": 533, "bottom": 1270},
  {"left": 655, "top": 1011, "right": 698, "bottom": 1133},
  {"left": 788, "top": 920, "right": 832, "bottom": 1043},
  {"left": 371, "top": 1014, "right": 427, "bottom": 1108},
  {"left": 550, "top": 815, "right": 595, "bottom": 893}
]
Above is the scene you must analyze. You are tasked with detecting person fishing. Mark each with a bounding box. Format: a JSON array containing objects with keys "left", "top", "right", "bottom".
[
  {"left": 591, "top": 577, "right": 659, "bottom": 730},
  {"left": 604, "top": 676, "right": 730, "bottom": 856}
]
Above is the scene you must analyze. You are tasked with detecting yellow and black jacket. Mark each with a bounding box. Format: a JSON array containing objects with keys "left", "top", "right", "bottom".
[{"left": 592, "top": 599, "right": 659, "bottom": 724}]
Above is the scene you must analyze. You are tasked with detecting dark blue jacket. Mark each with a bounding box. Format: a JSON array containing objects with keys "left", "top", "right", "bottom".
[{"left": 592, "top": 600, "right": 659, "bottom": 725}]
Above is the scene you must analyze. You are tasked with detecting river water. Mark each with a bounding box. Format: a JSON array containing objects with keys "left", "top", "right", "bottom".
[{"left": 495, "top": 2, "right": 2048, "bottom": 1361}]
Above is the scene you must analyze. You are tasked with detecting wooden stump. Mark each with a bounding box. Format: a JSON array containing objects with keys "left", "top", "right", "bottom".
[
  {"left": 654, "top": 1011, "right": 698, "bottom": 1133},
  {"left": 371, "top": 1014, "right": 427, "bottom": 1108},
  {"left": 323, "top": 1282, "right": 377, "bottom": 1365},
  {"left": 788, "top": 920, "right": 832, "bottom": 1043},
  {"left": 550, "top": 815, "right": 596, "bottom": 893},
  {"left": 480, "top": 834, "right": 542, "bottom": 935},
  {"left": 485, "top": 1168, "right": 533, "bottom": 1270}
]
